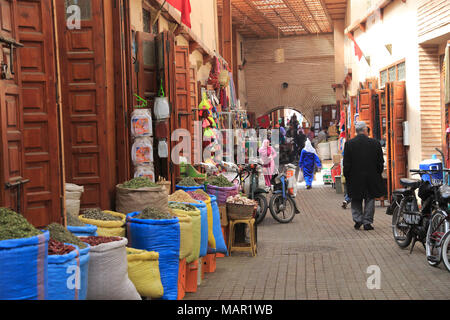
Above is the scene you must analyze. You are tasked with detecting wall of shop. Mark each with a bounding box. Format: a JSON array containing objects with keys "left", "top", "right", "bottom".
[
  {"left": 344, "top": 0, "right": 422, "bottom": 173},
  {"left": 244, "top": 34, "right": 335, "bottom": 124},
  {"left": 236, "top": 32, "right": 247, "bottom": 108}
]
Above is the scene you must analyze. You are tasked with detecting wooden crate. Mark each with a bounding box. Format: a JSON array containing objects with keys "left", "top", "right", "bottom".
[
  {"left": 203, "top": 253, "right": 216, "bottom": 273},
  {"left": 177, "top": 258, "right": 186, "bottom": 300},
  {"left": 186, "top": 260, "right": 199, "bottom": 293}
]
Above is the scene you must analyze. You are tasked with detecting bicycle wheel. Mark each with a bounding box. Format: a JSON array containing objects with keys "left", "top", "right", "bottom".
[
  {"left": 254, "top": 193, "right": 268, "bottom": 225},
  {"left": 426, "top": 210, "right": 447, "bottom": 267},
  {"left": 269, "top": 193, "right": 295, "bottom": 223},
  {"left": 392, "top": 203, "right": 412, "bottom": 248},
  {"left": 441, "top": 231, "right": 450, "bottom": 272}
]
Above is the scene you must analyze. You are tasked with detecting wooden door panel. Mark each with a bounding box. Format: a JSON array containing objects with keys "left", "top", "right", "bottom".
[
  {"left": 359, "top": 89, "right": 374, "bottom": 138},
  {"left": 390, "top": 81, "right": 406, "bottom": 191},
  {"left": 56, "top": 0, "right": 108, "bottom": 209},
  {"left": 136, "top": 32, "right": 157, "bottom": 101}
]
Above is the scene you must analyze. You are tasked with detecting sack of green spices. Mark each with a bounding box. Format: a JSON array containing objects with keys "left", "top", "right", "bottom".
[
  {"left": 206, "top": 175, "right": 238, "bottom": 204},
  {"left": 79, "top": 209, "right": 126, "bottom": 237},
  {"left": 0, "top": 208, "right": 49, "bottom": 300},
  {"left": 116, "top": 177, "right": 169, "bottom": 214},
  {"left": 175, "top": 177, "right": 203, "bottom": 192},
  {"left": 126, "top": 248, "right": 164, "bottom": 298},
  {"left": 169, "top": 202, "right": 201, "bottom": 264},
  {"left": 167, "top": 204, "right": 193, "bottom": 260}
]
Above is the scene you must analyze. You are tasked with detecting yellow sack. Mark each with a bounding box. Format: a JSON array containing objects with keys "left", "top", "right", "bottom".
[
  {"left": 169, "top": 212, "right": 193, "bottom": 260},
  {"left": 170, "top": 206, "right": 201, "bottom": 264},
  {"left": 126, "top": 248, "right": 164, "bottom": 298},
  {"left": 203, "top": 198, "right": 216, "bottom": 249},
  {"left": 79, "top": 210, "right": 126, "bottom": 237}
]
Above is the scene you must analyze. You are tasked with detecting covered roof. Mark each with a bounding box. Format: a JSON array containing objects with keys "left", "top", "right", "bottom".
[{"left": 217, "top": 0, "right": 347, "bottom": 38}]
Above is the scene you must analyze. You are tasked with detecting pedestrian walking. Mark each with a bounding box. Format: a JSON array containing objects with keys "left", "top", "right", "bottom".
[
  {"left": 259, "top": 139, "right": 277, "bottom": 188},
  {"left": 343, "top": 121, "right": 385, "bottom": 230},
  {"left": 299, "top": 139, "right": 322, "bottom": 189}
]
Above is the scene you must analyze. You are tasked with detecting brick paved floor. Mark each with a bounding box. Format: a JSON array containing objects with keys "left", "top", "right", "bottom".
[{"left": 185, "top": 184, "right": 450, "bottom": 300}]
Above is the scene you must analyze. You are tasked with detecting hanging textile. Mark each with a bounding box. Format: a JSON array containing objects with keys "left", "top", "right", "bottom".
[
  {"left": 166, "top": 0, "right": 192, "bottom": 28},
  {"left": 445, "top": 43, "right": 449, "bottom": 105}
]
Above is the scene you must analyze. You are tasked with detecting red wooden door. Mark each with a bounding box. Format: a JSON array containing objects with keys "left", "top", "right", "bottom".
[
  {"left": 56, "top": 0, "right": 109, "bottom": 209},
  {"left": 389, "top": 81, "right": 406, "bottom": 192},
  {"left": 136, "top": 32, "right": 157, "bottom": 103},
  {"left": 359, "top": 89, "right": 374, "bottom": 138},
  {"left": 0, "top": 0, "right": 61, "bottom": 226}
]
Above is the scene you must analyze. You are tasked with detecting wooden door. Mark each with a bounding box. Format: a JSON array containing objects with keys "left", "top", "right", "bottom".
[
  {"left": 359, "top": 89, "right": 374, "bottom": 138},
  {"left": 0, "top": 0, "right": 61, "bottom": 226},
  {"left": 189, "top": 66, "right": 198, "bottom": 163},
  {"left": 389, "top": 81, "right": 406, "bottom": 192},
  {"left": 172, "top": 45, "right": 192, "bottom": 181},
  {"left": 56, "top": 0, "right": 109, "bottom": 209},
  {"left": 136, "top": 32, "right": 157, "bottom": 103}
]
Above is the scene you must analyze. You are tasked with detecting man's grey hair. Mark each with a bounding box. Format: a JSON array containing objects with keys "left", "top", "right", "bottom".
[{"left": 355, "top": 121, "right": 367, "bottom": 134}]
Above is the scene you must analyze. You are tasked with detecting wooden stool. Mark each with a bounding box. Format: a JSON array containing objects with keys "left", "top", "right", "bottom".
[{"left": 228, "top": 218, "right": 256, "bottom": 257}]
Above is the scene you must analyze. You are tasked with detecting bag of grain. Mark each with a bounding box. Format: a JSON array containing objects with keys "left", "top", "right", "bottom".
[{"left": 79, "top": 210, "right": 126, "bottom": 237}]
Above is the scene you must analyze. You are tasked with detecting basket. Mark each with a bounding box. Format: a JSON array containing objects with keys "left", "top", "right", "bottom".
[
  {"left": 207, "top": 184, "right": 238, "bottom": 204},
  {"left": 226, "top": 202, "right": 255, "bottom": 220}
]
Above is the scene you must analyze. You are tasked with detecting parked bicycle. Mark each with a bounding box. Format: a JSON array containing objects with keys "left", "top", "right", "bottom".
[{"left": 268, "top": 163, "right": 300, "bottom": 224}]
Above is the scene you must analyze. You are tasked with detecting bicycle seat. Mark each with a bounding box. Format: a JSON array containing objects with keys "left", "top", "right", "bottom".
[
  {"left": 393, "top": 188, "right": 408, "bottom": 195},
  {"left": 400, "top": 178, "right": 421, "bottom": 189}
]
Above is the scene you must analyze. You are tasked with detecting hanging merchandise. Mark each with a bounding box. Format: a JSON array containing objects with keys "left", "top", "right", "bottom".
[
  {"left": 154, "top": 80, "right": 170, "bottom": 120},
  {"left": 131, "top": 95, "right": 153, "bottom": 137},
  {"left": 218, "top": 70, "right": 229, "bottom": 87},
  {"left": 131, "top": 137, "right": 154, "bottom": 165},
  {"left": 158, "top": 139, "right": 168, "bottom": 158},
  {"left": 134, "top": 164, "right": 156, "bottom": 183}
]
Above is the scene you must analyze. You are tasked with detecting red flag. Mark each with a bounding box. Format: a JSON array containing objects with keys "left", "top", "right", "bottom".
[
  {"left": 347, "top": 33, "right": 363, "bottom": 61},
  {"left": 166, "top": 0, "right": 191, "bottom": 28}
]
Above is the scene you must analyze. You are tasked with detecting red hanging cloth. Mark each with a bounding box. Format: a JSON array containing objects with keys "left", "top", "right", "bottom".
[{"left": 166, "top": 0, "right": 191, "bottom": 28}]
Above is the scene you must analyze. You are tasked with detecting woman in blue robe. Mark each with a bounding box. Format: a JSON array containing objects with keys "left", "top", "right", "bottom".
[{"left": 299, "top": 139, "right": 322, "bottom": 189}]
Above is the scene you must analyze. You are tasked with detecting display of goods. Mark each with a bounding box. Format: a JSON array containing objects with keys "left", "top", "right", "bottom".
[
  {"left": 67, "top": 223, "right": 98, "bottom": 237},
  {"left": 126, "top": 248, "right": 164, "bottom": 298},
  {"left": 134, "top": 165, "right": 155, "bottom": 183},
  {"left": 83, "top": 237, "right": 141, "bottom": 300},
  {"left": 178, "top": 177, "right": 200, "bottom": 187},
  {"left": 131, "top": 137, "right": 153, "bottom": 165},
  {"left": 158, "top": 140, "right": 168, "bottom": 158},
  {"left": 81, "top": 208, "right": 122, "bottom": 221},
  {"left": 135, "top": 207, "right": 173, "bottom": 220},
  {"left": 65, "top": 183, "right": 84, "bottom": 217},
  {"left": 48, "top": 239, "right": 76, "bottom": 255},
  {"left": 169, "top": 211, "right": 192, "bottom": 260},
  {"left": 168, "top": 190, "right": 199, "bottom": 204},
  {"left": 206, "top": 183, "right": 238, "bottom": 205},
  {"left": 122, "top": 176, "right": 159, "bottom": 189},
  {"left": 0, "top": 207, "right": 42, "bottom": 240},
  {"left": 226, "top": 194, "right": 257, "bottom": 206},
  {"left": 79, "top": 210, "right": 126, "bottom": 237},
  {"left": 169, "top": 202, "right": 201, "bottom": 264},
  {"left": 207, "top": 195, "right": 228, "bottom": 255},
  {"left": 206, "top": 174, "right": 234, "bottom": 187},
  {"left": 0, "top": 229, "right": 49, "bottom": 300},
  {"left": 187, "top": 202, "right": 208, "bottom": 258},
  {"left": 44, "top": 223, "right": 87, "bottom": 249},
  {"left": 47, "top": 242, "right": 89, "bottom": 300},
  {"left": 202, "top": 197, "right": 216, "bottom": 249},
  {"left": 154, "top": 96, "right": 170, "bottom": 120},
  {"left": 131, "top": 108, "right": 153, "bottom": 137},
  {"left": 168, "top": 202, "right": 197, "bottom": 212},
  {"left": 187, "top": 191, "right": 208, "bottom": 201},
  {"left": 126, "top": 212, "right": 180, "bottom": 300},
  {"left": 66, "top": 212, "right": 86, "bottom": 227},
  {"left": 80, "top": 236, "right": 122, "bottom": 246},
  {"left": 116, "top": 183, "right": 168, "bottom": 215}
]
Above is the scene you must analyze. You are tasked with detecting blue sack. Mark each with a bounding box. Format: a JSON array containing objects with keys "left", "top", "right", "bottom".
[
  {"left": 67, "top": 224, "right": 97, "bottom": 237},
  {"left": 48, "top": 243, "right": 90, "bottom": 300},
  {"left": 78, "top": 245, "right": 90, "bottom": 300},
  {"left": 175, "top": 185, "right": 204, "bottom": 192},
  {"left": 189, "top": 201, "right": 208, "bottom": 258},
  {"left": 0, "top": 231, "right": 49, "bottom": 300},
  {"left": 126, "top": 212, "right": 180, "bottom": 300},
  {"left": 207, "top": 195, "right": 228, "bottom": 255}
]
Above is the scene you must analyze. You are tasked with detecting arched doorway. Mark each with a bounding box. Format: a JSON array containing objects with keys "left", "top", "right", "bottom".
[{"left": 263, "top": 106, "right": 311, "bottom": 130}]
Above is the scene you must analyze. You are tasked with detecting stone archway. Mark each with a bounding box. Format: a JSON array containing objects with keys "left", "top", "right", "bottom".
[{"left": 264, "top": 106, "right": 311, "bottom": 127}]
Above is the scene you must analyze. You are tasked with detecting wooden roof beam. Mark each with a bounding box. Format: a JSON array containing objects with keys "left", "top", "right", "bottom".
[
  {"left": 283, "top": 0, "right": 311, "bottom": 34},
  {"left": 240, "top": 0, "right": 286, "bottom": 37},
  {"left": 230, "top": 3, "right": 275, "bottom": 37},
  {"left": 300, "top": 0, "right": 323, "bottom": 33},
  {"left": 318, "top": 0, "right": 334, "bottom": 30}
]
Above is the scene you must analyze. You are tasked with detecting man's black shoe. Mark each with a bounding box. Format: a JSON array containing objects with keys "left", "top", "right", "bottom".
[
  {"left": 364, "top": 224, "right": 374, "bottom": 231},
  {"left": 342, "top": 200, "right": 348, "bottom": 209},
  {"left": 354, "top": 222, "right": 362, "bottom": 230}
]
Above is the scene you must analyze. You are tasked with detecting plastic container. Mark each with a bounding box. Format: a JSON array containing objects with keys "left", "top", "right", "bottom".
[
  {"left": 134, "top": 165, "right": 155, "bottom": 182},
  {"left": 154, "top": 97, "right": 170, "bottom": 120},
  {"left": 419, "top": 155, "right": 443, "bottom": 184},
  {"left": 317, "top": 142, "right": 331, "bottom": 160},
  {"left": 131, "top": 109, "right": 153, "bottom": 137}
]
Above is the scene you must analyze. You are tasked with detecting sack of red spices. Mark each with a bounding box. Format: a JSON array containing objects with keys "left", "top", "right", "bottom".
[{"left": 79, "top": 236, "right": 141, "bottom": 300}]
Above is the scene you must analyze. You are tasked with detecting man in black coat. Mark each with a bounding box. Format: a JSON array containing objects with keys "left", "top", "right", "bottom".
[{"left": 343, "top": 121, "right": 385, "bottom": 230}]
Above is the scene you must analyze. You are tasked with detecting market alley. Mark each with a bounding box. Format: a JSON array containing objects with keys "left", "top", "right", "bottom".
[{"left": 185, "top": 185, "right": 450, "bottom": 300}]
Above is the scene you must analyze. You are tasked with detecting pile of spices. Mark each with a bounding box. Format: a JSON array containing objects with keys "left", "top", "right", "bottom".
[
  {"left": 177, "top": 177, "right": 200, "bottom": 187},
  {"left": 0, "top": 207, "right": 42, "bottom": 241},
  {"left": 187, "top": 190, "right": 209, "bottom": 201},
  {"left": 66, "top": 212, "right": 86, "bottom": 227},
  {"left": 121, "top": 177, "right": 158, "bottom": 189},
  {"left": 168, "top": 202, "right": 197, "bottom": 212},
  {"left": 44, "top": 223, "right": 87, "bottom": 249},
  {"left": 135, "top": 207, "right": 173, "bottom": 220},
  {"left": 206, "top": 174, "right": 234, "bottom": 187},
  {"left": 81, "top": 208, "right": 122, "bottom": 221},
  {"left": 48, "top": 239, "right": 76, "bottom": 255},
  {"left": 80, "top": 236, "right": 122, "bottom": 246},
  {"left": 168, "top": 190, "right": 199, "bottom": 204}
]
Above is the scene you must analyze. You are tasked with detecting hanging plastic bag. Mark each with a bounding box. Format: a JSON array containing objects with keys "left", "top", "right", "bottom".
[
  {"left": 154, "top": 80, "right": 170, "bottom": 120},
  {"left": 131, "top": 109, "right": 153, "bottom": 137},
  {"left": 131, "top": 137, "right": 153, "bottom": 165},
  {"left": 134, "top": 165, "right": 155, "bottom": 182},
  {"left": 158, "top": 139, "right": 168, "bottom": 158}
]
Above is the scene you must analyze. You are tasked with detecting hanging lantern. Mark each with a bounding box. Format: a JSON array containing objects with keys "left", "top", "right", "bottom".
[{"left": 275, "top": 48, "right": 285, "bottom": 63}]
